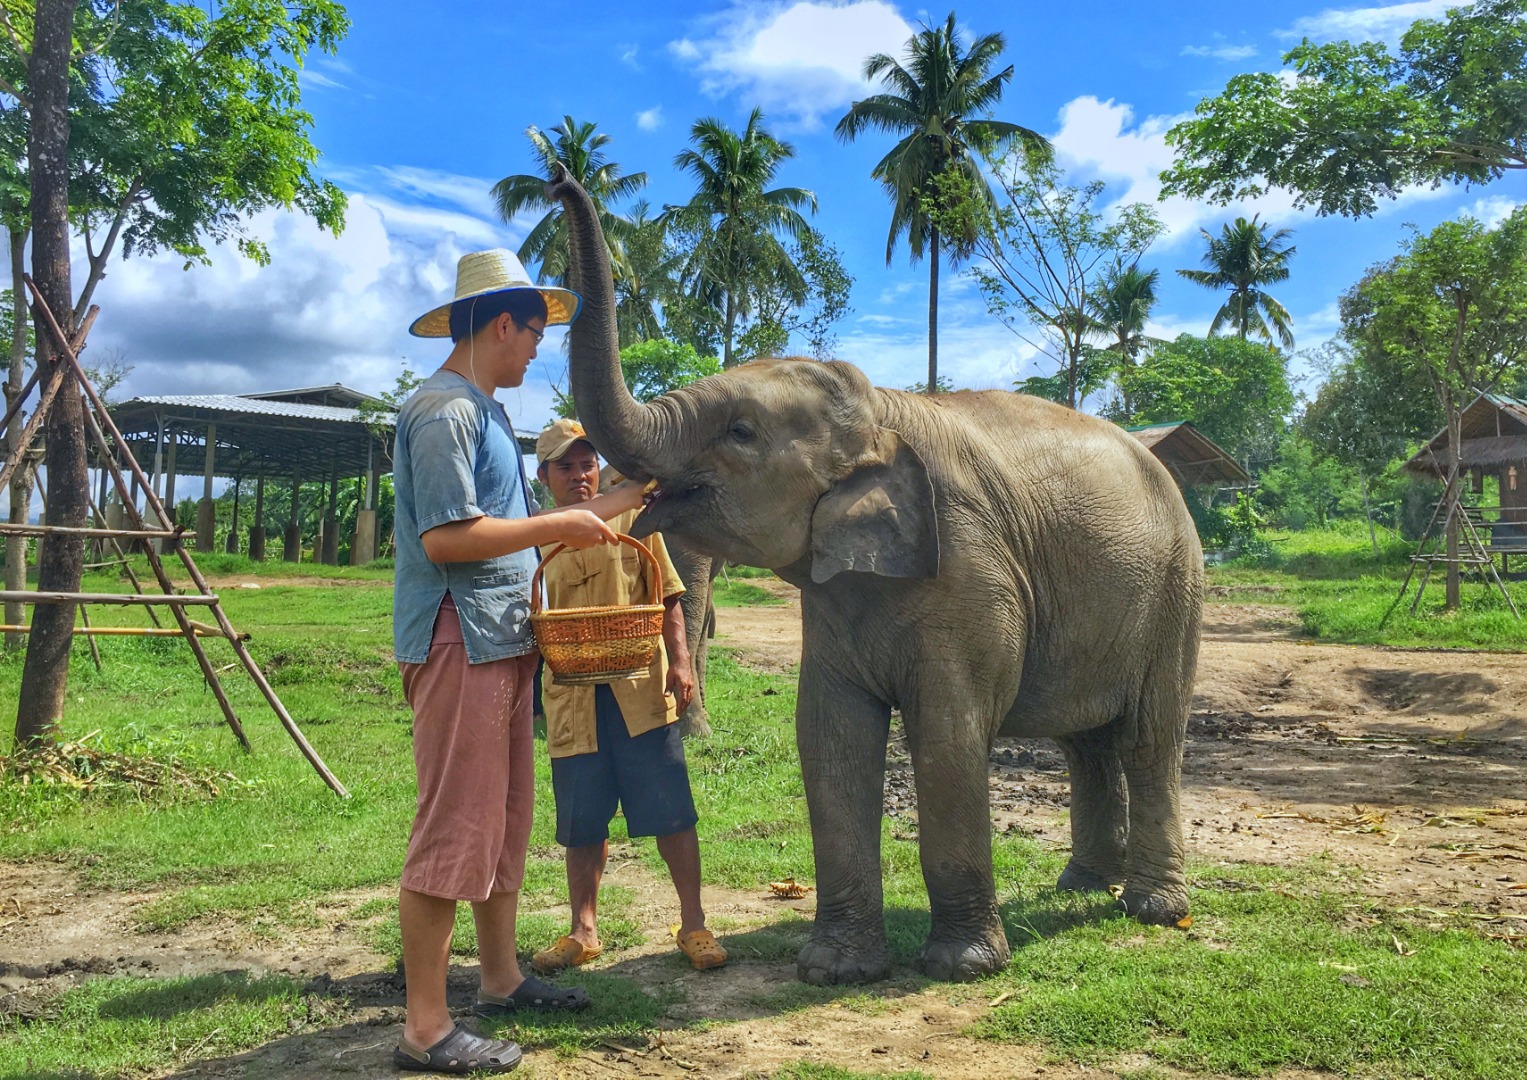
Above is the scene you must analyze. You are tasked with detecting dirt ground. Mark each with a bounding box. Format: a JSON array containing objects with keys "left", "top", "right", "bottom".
[{"left": 2, "top": 584, "right": 1525, "bottom": 1078}]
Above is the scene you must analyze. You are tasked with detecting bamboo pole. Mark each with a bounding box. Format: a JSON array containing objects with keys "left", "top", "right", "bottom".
[
  {"left": 22, "top": 280, "right": 251, "bottom": 753},
  {"left": 0, "top": 522, "right": 179, "bottom": 539},
  {"left": 0, "top": 624, "right": 229, "bottom": 638},
  {"left": 0, "top": 590, "right": 220, "bottom": 606},
  {"left": 0, "top": 307, "right": 98, "bottom": 495},
  {"left": 82, "top": 403, "right": 160, "bottom": 628}
]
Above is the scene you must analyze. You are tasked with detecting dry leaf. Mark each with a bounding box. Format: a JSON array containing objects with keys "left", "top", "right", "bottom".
[
  {"left": 1175, "top": 916, "right": 1194, "bottom": 930},
  {"left": 988, "top": 991, "right": 1013, "bottom": 1007},
  {"left": 1392, "top": 934, "right": 1416, "bottom": 957}
]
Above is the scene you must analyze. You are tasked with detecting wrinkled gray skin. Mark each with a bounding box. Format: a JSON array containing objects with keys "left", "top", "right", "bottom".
[{"left": 552, "top": 169, "right": 1203, "bottom": 986}]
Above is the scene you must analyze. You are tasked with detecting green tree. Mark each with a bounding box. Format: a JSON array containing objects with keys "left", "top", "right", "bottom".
[
  {"left": 1, "top": 0, "right": 350, "bottom": 746},
  {"left": 668, "top": 108, "right": 816, "bottom": 368},
  {"left": 937, "top": 152, "right": 1162, "bottom": 409},
  {"left": 734, "top": 226, "right": 853, "bottom": 361},
  {"left": 1090, "top": 258, "right": 1162, "bottom": 416},
  {"left": 1161, "top": 0, "right": 1527, "bottom": 218},
  {"left": 613, "top": 200, "right": 679, "bottom": 348},
  {"left": 1339, "top": 208, "right": 1527, "bottom": 607},
  {"left": 1178, "top": 215, "right": 1296, "bottom": 347},
  {"left": 551, "top": 339, "right": 721, "bottom": 419},
  {"left": 835, "top": 11, "right": 1049, "bottom": 393},
  {"left": 491, "top": 116, "right": 646, "bottom": 286},
  {"left": 1119, "top": 334, "right": 1294, "bottom": 466}
]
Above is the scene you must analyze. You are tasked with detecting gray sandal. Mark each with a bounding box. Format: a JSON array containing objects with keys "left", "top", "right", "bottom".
[
  {"left": 393, "top": 1023, "right": 522, "bottom": 1073},
  {"left": 473, "top": 974, "right": 590, "bottom": 1017}
]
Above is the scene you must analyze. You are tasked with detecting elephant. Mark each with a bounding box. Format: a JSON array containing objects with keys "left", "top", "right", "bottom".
[{"left": 550, "top": 169, "right": 1204, "bottom": 986}]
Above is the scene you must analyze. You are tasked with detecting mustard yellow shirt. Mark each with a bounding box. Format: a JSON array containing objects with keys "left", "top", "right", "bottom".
[{"left": 540, "top": 509, "right": 686, "bottom": 758}]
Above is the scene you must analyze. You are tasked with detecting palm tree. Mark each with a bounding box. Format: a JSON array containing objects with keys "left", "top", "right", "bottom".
[
  {"left": 1178, "top": 215, "right": 1296, "bottom": 348},
  {"left": 613, "top": 200, "right": 679, "bottom": 347},
  {"left": 1091, "top": 259, "right": 1161, "bottom": 367},
  {"left": 668, "top": 108, "right": 816, "bottom": 367},
  {"left": 491, "top": 116, "right": 647, "bottom": 286},
  {"left": 835, "top": 12, "right": 1050, "bottom": 393}
]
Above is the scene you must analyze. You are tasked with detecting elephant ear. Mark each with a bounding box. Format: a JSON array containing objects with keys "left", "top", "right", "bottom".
[{"left": 809, "top": 428, "right": 938, "bottom": 585}]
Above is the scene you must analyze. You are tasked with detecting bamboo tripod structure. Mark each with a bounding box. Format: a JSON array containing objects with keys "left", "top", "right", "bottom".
[
  {"left": 1381, "top": 459, "right": 1521, "bottom": 627},
  {"left": 3, "top": 280, "right": 348, "bottom": 796}
]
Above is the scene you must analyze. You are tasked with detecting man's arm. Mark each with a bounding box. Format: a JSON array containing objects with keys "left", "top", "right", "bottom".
[
  {"left": 421, "top": 484, "right": 646, "bottom": 564},
  {"left": 662, "top": 593, "right": 694, "bottom": 714}
]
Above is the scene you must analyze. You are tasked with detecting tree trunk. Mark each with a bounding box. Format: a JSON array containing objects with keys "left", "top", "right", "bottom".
[
  {"left": 5, "top": 226, "right": 32, "bottom": 651},
  {"left": 723, "top": 288, "right": 736, "bottom": 369},
  {"left": 16, "top": 0, "right": 84, "bottom": 747},
  {"left": 1360, "top": 476, "right": 1379, "bottom": 558},
  {"left": 926, "top": 226, "right": 939, "bottom": 394}
]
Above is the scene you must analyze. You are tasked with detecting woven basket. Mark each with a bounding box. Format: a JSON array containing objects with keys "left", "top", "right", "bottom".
[{"left": 530, "top": 534, "right": 665, "bottom": 686}]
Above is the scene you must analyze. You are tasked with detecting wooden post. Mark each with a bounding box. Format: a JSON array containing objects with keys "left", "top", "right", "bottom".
[
  {"left": 225, "top": 475, "right": 240, "bottom": 554},
  {"left": 321, "top": 463, "right": 339, "bottom": 564},
  {"left": 284, "top": 471, "right": 301, "bottom": 562},
  {"left": 249, "top": 473, "right": 266, "bottom": 560},
  {"left": 196, "top": 421, "right": 216, "bottom": 552},
  {"left": 162, "top": 431, "right": 178, "bottom": 532}
]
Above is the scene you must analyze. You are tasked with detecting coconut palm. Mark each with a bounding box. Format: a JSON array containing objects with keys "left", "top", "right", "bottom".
[
  {"left": 835, "top": 12, "right": 1050, "bottom": 393},
  {"left": 491, "top": 116, "right": 647, "bottom": 286},
  {"left": 1178, "top": 215, "right": 1296, "bottom": 348},
  {"left": 614, "top": 200, "right": 680, "bottom": 347},
  {"left": 668, "top": 108, "right": 816, "bottom": 367},
  {"left": 1091, "top": 259, "right": 1161, "bottom": 367}
]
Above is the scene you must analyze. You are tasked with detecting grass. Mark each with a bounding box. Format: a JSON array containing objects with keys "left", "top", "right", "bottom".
[
  {"left": 1210, "top": 524, "right": 1527, "bottom": 651},
  {"left": 2, "top": 553, "right": 1526, "bottom": 1077}
]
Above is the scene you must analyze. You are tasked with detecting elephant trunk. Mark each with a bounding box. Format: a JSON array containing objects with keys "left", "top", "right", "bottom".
[{"left": 546, "top": 166, "right": 695, "bottom": 480}]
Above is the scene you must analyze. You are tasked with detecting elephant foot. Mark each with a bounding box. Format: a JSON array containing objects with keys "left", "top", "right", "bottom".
[
  {"left": 1120, "top": 886, "right": 1189, "bottom": 926},
  {"left": 917, "top": 931, "right": 1010, "bottom": 982},
  {"left": 1056, "top": 861, "right": 1121, "bottom": 894},
  {"left": 677, "top": 709, "right": 712, "bottom": 740},
  {"left": 796, "top": 935, "right": 891, "bottom": 986}
]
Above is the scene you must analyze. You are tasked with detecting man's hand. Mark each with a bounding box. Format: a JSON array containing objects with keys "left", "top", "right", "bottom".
[
  {"left": 547, "top": 507, "right": 619, "bottom": 550},
  {"left": 666, "top": 655, "right": 695, "bottom": 714}
]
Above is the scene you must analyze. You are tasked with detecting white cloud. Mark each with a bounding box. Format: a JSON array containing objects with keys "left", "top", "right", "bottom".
[
  {"left": 1279, "top": 1, "right": 1452, "bottom": 43},
  {"left": 669, "top": 1, "right": 914, "bottom": 129},
  {"left": 636, "top": 106, "right": 663, "bottom": 132},
  {"left": 1181, "top": 44, "right": 1257, "bottom": 61},
  {"left": 619, "top": 43, "right": 641, "bottom": 69},
  {"left": 1462, "top": 195, "right": 1520, "bottom": 228},
  {"left": 299, "top": 68, "right": 346, "bottom": 91},
  {"left": 81, "top": 179, "right": 564, "bottom": 433}
]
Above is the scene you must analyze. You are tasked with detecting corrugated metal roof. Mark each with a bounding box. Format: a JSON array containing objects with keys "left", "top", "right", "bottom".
[{"left": 121, "top": 394, "right": 394, "bottom": 426}]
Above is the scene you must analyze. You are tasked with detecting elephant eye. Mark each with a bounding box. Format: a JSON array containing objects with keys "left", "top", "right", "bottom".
[{"left": 729, "top": 421, "right": 756, "bottom": 444}]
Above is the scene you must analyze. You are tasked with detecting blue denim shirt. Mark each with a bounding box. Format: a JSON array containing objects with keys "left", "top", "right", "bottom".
[{"left": 392, "top": 369, "right": 539, "bottom": 664}]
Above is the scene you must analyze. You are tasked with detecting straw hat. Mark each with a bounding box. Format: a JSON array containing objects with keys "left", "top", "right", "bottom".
[{"left": 408, "top": 248, "right": 582, "bottom": 338}]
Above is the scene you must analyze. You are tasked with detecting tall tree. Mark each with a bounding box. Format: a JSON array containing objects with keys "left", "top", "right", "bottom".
[
  {"left": 1340, "top": 209, "right": 1527, "bottom": 609},
  {"left": 668, "top": 108, "right": 815, "bottom": 367},
  {"left": 835, "top": 12, "right": 1049, "bottom": 393},
  {"left": 612, "top": 200, "right": 678, "bottom": 348},
  {"left": 1162, "top": 0, "right": 1527, "bottom": 218},
  {"left": 935, "top": 150, "right": 1161, "bottom": 409},
  {"left": 15, "top": 0, "right": 81, "bottom": 746},
  {"left": 492, "top": 116, "right": 646, "bottom": 286},
  {"left": 1, "top": 0, "right": 350, "bottom": 746},
  {"left": 1090, "top": 259, "right": 1161, "bottom": 418},
  {"left": 1178, "top": 215, "right": 1296, "bottom": 348}
]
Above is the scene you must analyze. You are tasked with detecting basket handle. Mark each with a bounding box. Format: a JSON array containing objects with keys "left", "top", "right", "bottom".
[{"left": 530, "top": 533, "right": 663, "bottom": 614}]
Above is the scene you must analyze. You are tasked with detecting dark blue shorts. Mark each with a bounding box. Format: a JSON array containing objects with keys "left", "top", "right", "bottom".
[{"left": 550, "top": 684, "right": 699, "bottom": 849}]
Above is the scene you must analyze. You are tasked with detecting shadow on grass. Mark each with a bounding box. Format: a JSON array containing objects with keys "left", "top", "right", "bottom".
[{"left": 95, "top": 971, "right": 297, "bottom": 1021}]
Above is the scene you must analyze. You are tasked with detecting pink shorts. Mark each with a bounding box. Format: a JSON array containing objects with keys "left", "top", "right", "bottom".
[{"left": 398, "top": 598, "right": 537, "bottom": 902}]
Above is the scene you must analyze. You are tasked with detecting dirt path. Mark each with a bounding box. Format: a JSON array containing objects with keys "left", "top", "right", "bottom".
[{"left": 3, "top": 587, "right": 1525, "bottom": 1077}]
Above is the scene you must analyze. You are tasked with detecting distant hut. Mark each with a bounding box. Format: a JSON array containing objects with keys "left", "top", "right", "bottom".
[
  {"left": 1126, "top": 420, "right": 1250, "bottom": 489},
  {"left": 1403, "top": 392, "right": 1527, "bottom": 568}
]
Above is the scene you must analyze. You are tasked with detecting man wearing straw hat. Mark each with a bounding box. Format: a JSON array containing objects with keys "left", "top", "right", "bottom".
[
  {"left": 529, "top": 419, "right": 727, "bottom": 977},
  {"left": 392, "top": 250, "right": 647, "bottom": 1074}
]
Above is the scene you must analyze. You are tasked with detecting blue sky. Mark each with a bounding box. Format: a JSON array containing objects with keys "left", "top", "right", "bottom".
[{"left": 84, "top": 0, "right": 1527, "bottom": 435}]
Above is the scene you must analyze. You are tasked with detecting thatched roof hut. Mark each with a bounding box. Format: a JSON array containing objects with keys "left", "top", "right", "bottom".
[
  {"left": 1126, "top": 420, "right": 1250, "bottom": 487},
  {"left": 1402, "top": 392, "right": 1527, "bottom": 478}
]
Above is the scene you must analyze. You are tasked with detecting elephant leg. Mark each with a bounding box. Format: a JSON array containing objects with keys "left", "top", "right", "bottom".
[
  {"left": 1055, "top": 724, "right": 1128, "bottom": 893},
  {"left": 905, "top": 705, "right": 1010, "bottom": 982},
  {"left": 1117, "top": 681, "right": 1189, "bottom": 925},
  {"left": 669, "top": 546, "right": 714, "bottom": 739},
  {"left": 795, "top": 662, "right": 892, "bottom": 985}
]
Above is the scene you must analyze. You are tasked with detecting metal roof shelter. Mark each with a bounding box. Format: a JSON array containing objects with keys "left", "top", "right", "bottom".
[
  {"left": 106, "top": 385, "right": 394, "bottom": 564},
  {"left": 1126, "top": 421, "right": 1251, "bottom": 487}
]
